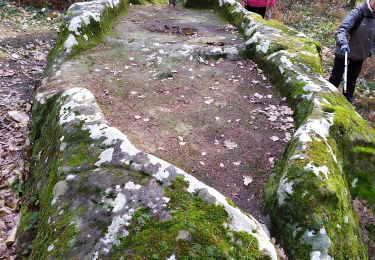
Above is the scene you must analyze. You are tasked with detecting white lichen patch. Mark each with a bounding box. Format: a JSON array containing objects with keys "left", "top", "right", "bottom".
[
  {"left": 57, "top": 0, "right": 122, "bottom": 57},
  {"left": 101, "top": 214, "right": 132, "bottom": 245},
  {"left": 60, "top": 142, "right": 67, "bottom": 151},
  {"left": 95, "top": 148, "right": 114, "bottom": 166},
  {"left": 112, "top": 193, "right": 126, "bottom": 213},
  {"left": 166, "top": 254, "right": 176, "bottom": 260},
  {"left": 277, "top": 177, "right": 294, "bottom": 205},
  {"left": 47, "top": 244, "right": 54, "bottom": 252},
  {"left": 51, "top": 180, "right": 68, "bottom": 205},
  {"left": 351, "top": 178, "right": 358, "bottom": 188},
  {"left": 301, "top": 228, "right": 333, "bottom": 260},
  {"left": 304, "top": 162, "right": 329, "bottom": 180},
  {"left": 83, "top": 123, "right": 139, "bottom": 157},
  {"left": 294, "top": 115, "right": 334, "bottom": 142},
  {"left": 68, "top": 10, "right": 101, "bottom": 33},
  {"left": 256, "top": 40, "right": 270, "bottom": 53},
  {"left": 59, "top": 88, "right": 98, "bottom": 125},
  {"left": 66, "top": 174, "right": 76, "bottom": 181},
  {"left": 162, "top": 197, "right": 170, "bottom": 203},
  {"left": 124, "top": 181, "right": 141, "bottom": 190},
  {"left": 63, "top": 34, "right": 78, "bottom": 54},
  {"left": 278, "top": 55, "right": 293, "bottom": 74}
]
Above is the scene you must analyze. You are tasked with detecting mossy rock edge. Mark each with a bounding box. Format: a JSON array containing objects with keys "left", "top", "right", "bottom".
[
  {"left": 201, "top": 0, "right": 374, "bottom": 259},
  {"left": 45, "top": 0, "right": 128, "bottom": 75}
]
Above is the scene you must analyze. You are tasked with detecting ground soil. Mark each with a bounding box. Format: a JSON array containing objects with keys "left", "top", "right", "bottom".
[
  {"left": 54, "top": 5, "right": 294, "bottom": 223},
  {"left": 0, "top": 2, "right": 58, "bottom": 257}
]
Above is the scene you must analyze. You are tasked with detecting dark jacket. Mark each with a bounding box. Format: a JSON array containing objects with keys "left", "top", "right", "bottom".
[{"left": 335, "top": 0, "right": 375, "bottom": 60}]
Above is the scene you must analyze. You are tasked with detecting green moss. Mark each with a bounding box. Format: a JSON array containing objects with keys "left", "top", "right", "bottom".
[
  {"left": 263, "top": 19, "right": 296, "bottom": 35},
  {"left": 265, "top": 133, "right": 368, "bottom": 259},
  {"left": 18, "top": 94, "right": 64, "bottom": 257},
  {"left": 353, "top": 146, "right": 375, "bottom": 155},
  {"left": 33, "top": 206, "right": 80, "bottom": 259},
  {"left": 230, "top": 231, "right": 271, "bottom": 260},
  {"left": 320, "top": 92, "right": 375, "bottom": 207},
  {"left": 67, "top": 142, "right": 90, "bottom": 166},
  {"left": 112, "top": 177, "right": 266, "bottom": 259},
  {"left": 225, "top": 198, "right": 237, "bottom": 208},
  {"left": 63, "top": 125, "right": 101, "bottom": 168},
  {"left": 290, "top": 52, "right": 322, "bottom": 75}
]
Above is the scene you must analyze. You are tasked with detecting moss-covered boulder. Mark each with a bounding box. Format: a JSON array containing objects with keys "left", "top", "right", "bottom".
[
  {"left": 17, "top": 87, "right": 279, "bottom": 259},
  {"left": 195, "top": 0, "right": 375, "bottom": 259},
  {"left": 46, "top": 0, "right": 127, "bottom": 70}
]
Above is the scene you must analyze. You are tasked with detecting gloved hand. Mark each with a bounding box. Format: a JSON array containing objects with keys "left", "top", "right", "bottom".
[{"left": 339, "top": 43, "right": 350, "bottom": 55}]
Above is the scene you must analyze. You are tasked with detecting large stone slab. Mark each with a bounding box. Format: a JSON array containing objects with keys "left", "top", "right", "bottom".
[
  {"left": 18, "top": 86, "right": 279, "bottom": 258},
  {"left": 17, "top": 0, "right": 280, "bottom": 258},
  {"left": 192, "top": 0, "right": 374, "bottom": 258}
]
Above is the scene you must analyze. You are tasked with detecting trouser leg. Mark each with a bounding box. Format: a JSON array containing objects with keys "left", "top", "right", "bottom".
[
  {"left": 329, "top": 56, "right": 345, "bottom": 87},
  {"left": 246, "top": 6, "right": 267, "bottom": 18},
  {"left": 258, "top": 7, "right": 267, "bottom": 18},
  {"left": 328, "top": 56, "right": 363, "bottom": 103},
  {"left": 345, "top": 59, "right": 363, "bottom": 103}
]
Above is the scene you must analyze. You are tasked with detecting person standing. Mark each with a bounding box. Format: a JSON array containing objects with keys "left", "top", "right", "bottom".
[
  {"left": 244, "top": 0, "right": 276, "bottom": 19},
  {"left": 329, "top": 0, "right": 375, "bottom": 103}
]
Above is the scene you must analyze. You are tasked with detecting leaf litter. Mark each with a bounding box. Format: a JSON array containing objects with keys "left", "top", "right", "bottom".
[{"left": 0, "top": 2, "right": 59, "bottom": 257}]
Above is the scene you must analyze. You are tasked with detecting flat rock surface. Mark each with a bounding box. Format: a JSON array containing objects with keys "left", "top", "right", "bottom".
[{"left": 43, "top": 5, "right": 294, "bottom": 222}]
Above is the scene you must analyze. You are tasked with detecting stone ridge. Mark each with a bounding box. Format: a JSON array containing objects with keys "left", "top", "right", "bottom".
[
  {"left": 16, "top": 0, "right": 280, "bottom": 259},
  {"left": 27, "top": 87, "right": 278, "bottom": 258},
  {"left": 206, "top": 0, "right": 375, "bottom": 259},
  {"left": 46, "top": 0, "right": 127, "bottom": 72}
]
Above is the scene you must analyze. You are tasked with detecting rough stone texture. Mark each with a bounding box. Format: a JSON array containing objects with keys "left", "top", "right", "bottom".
[
  {"left": 16, "top": 0, "right": 280, "bottom": 258},
  {"left": 17, "top": 0, "right": 375, "bottom": 258},
  {"left": 18, "top": 87, "right": 278, "bottom": 258},
  {"left": 199, "top": 0, "right": 375, "bottom": 259},
  {"left": 46, "top": 0, "right": 127, "bottom": 70}
]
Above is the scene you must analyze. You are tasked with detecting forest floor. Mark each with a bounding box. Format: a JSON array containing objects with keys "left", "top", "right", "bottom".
[
  {"left": 0, "top": 1, "right": 58, "bottom": 257},
  {"left": 274, "top": 0, "right": 375, "bottom": 128}
]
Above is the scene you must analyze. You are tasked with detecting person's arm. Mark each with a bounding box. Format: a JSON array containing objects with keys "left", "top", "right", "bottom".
[{"left": 335, "top": 7, "right": 363, "bottom": 46}]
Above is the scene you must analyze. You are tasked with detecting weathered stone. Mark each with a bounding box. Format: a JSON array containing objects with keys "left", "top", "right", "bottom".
[
  {"left": 6, "top": 226, "right": 17, "bottom": 246},
  {"left": 5, "top": 197, "right": 19, "bottom": 210},
  {"left": 176, "top": 230, "right": 190, "bottom": 241},
  {"left": 7, "top": 111, "right": 29, "bottom": 126},
  {"left": 202, "top": 0, "right": 374, "bottom": 259},
  {"left": 17, "top": 0, "right": 374, "bottom": 258},
  {"left": 0, "top": 207, "right": 12, "bottom": 217},
  {"left": 17, "top": 85, "right": 280, "bottom": 259}
]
